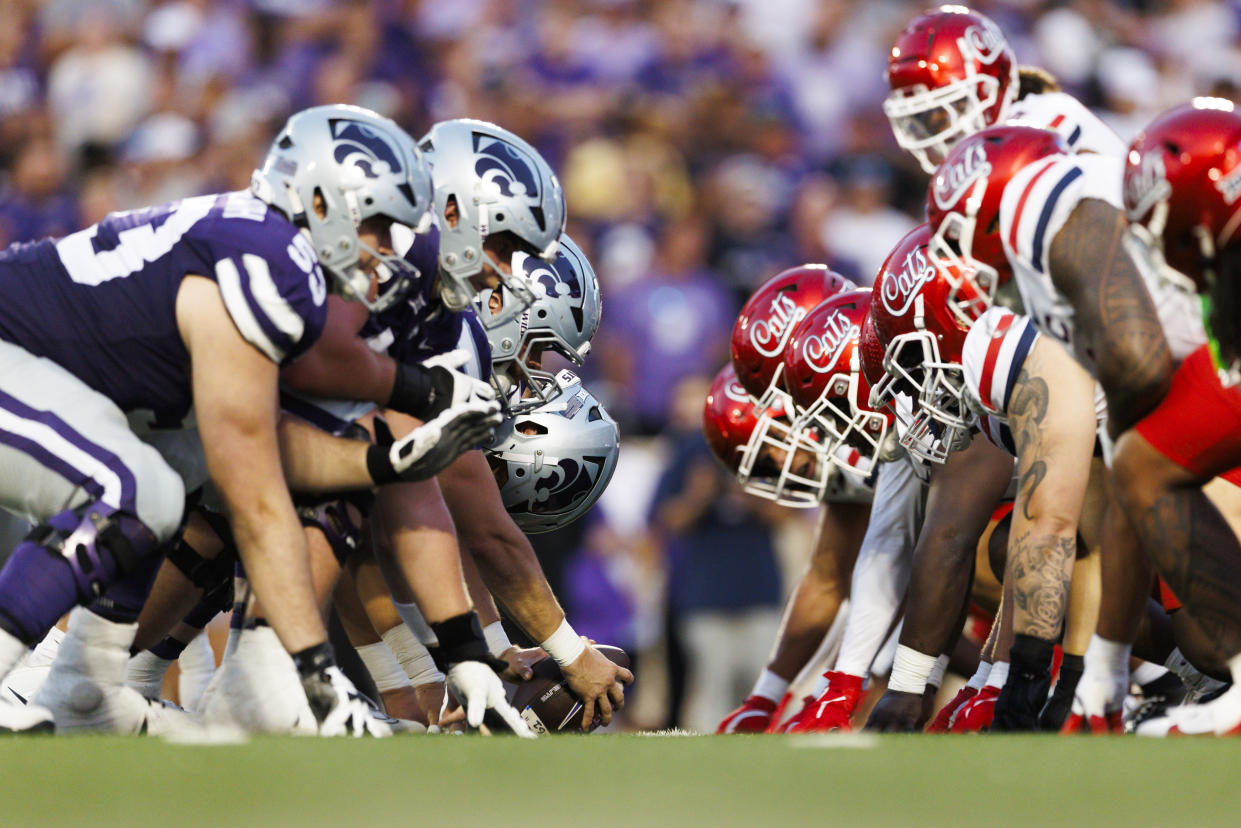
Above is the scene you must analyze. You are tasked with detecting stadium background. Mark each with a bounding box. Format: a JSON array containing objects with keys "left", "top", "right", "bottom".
[{"left": 0, "top": 0, "right": 1239, "bottom": 732}]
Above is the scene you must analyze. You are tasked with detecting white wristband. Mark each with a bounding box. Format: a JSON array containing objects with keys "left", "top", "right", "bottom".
[
  {"left": 984, "top": 661, "right": 1010, "bottom": 689},
  {"left": 966, "top": 660, "right": 991, "bottom": 690},
  {"left": 356, "top": 641, "right": 412, "bottom": 693},
  {"left": 382, "top": 623, "right": 444, "bottom": 687},
  {"left": 483, "top": 621, "right": 513, "bottom": 658},
  {"left": 540, "top": 618, "right": 586, "bottom": 667},
  {"left": 888, "top": 645, "right": 939, "bottom": 695},
  {"left": 927, "top": 653, "right": 950, "bottom": 689}
]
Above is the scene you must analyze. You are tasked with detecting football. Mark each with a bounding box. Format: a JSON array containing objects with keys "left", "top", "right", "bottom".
[{"left": 506, "top": 645, "right": 631, "bottom": 734}]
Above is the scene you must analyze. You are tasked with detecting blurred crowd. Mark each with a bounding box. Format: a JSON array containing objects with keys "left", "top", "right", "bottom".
[{"left": 1, "top": 0, "right": 1239, "bottom": 730}]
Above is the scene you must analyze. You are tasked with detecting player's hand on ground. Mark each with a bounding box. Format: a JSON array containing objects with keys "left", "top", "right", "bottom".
[
  {"left": 498, "top": 646, "right": 544, "bottom": 683},
  {"left": 446, "top": 661, "right": 536, "bottom": 738},
  {"left": 950, "top": 684, "right": 1000, "bottom": 732},
  {"left": 1060, "top": 663, "right": 1126, "bottom": 735},
  {"left": 561, "top": 643, "right": 633, "bottom": 730},
  {"left": 925, "top": 685, "right": 978, "bottom": 733},
  {"left": 301, "top": 665, "right": 393, "bottom": 737},
  {"left": 863, "top": 689, "right": 922, "bottom": 733},
  {"left": 717, "top": 695, "right": 779, "bottom": 733}
]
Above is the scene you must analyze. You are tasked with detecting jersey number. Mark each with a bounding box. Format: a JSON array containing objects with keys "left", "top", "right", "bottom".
[{"left": 54, "top": 196, "right": 216, "bottom": 286}]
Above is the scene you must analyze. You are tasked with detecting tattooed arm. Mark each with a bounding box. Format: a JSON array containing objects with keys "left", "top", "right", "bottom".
[
  {"left": 1005, "top": 336, "right": 1098, "bottom": 642},
  {"left": 1048, "top": 198, "right": 1173, "bottom": 437}
]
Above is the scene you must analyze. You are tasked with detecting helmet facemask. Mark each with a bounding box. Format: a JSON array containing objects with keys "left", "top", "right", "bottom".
[
  {"left": 885, "top": 73, "right": 1003, "bottom": 175},
  {"left": 734, "top": 405, "right": 833, "bottom": 508}
]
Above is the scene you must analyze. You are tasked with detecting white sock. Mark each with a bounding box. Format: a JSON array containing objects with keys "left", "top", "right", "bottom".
[
  {"left": 0, "top": 628, "right": 28, "bottom": 679},
  {"left": 178, "top": 633, "right": 216, "bottom": 713},
  {"left": 1131, "top": 661, "right": 1168, "bottom": 687},
  {"left": 751, "top": 668, "right": 789, "bottom": 703},
  {"left": 393, "top": 601, "right": 439, "bottom": 646},
  {"left": 965, "top": 661, "right": 992, "bottom": 691},
  {"left": 983, "top": 661, "right": 1009, "bottom": 690}
]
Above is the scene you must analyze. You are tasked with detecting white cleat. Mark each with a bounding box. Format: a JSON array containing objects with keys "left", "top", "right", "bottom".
[
  {"left": 0, "top": 696, "right": 53, "bottom": 733},
  {"left": 35, "top": 608, "right": 200, "bottom": 736},
  {"left": 0, "top": 627, "right": 64, "bottom": 707},
  {"left": 1136, "top": 684, "right": 1241, "bottom": 737}
]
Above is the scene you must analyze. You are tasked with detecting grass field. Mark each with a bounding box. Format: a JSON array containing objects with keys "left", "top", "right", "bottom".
[{"left": 2, "top": 732, "right": 1240, "bottom": 827}]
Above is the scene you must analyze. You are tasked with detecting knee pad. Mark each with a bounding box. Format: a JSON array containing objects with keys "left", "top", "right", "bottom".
[
  {"left": 0, "top": 503, "right": 160, "bottom": 642},
  {"left": 166, "top": 535, "right": 237, "bottom": 615},
  {"left": 295, "top": 493, "right": 371, "bottom": 567}
]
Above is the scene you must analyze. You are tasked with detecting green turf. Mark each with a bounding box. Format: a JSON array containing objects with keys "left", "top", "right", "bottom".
[{"left": 2, "top": 733, "right": 1239, "bottom": 827}]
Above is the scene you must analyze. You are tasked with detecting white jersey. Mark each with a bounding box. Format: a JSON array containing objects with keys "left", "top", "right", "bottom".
[
  {"left": 1007, "top": 91, "right": 1127, "bottom": 158},
  {"left": 1000, "top": 153, "right": 1206, "bottom": 372},
  {"left": 961, "top": 307, "right": 1106, "bottom": 458}
]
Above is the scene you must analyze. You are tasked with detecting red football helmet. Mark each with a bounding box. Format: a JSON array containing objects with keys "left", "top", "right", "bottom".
[
  {"left": 884, "top": 6, "right": 1019, "bottom": 174},
  {"left": 926, "top": 125, "right": 1068, "bottom": 320},
  {"left": 783, "top": 289, "right": 893, "bottom": 477},
  {"left": 731, "top": 265, "right": 856, "bottom": 412},
  {"left": 1124, "top": 98, "right": 1241, "bottom": 293},
  {"left": 869, "top": 223, "right": 980, "bottom": 462},
  {"left": 702, "top": 363, "right": 824, "bottom": 508}
]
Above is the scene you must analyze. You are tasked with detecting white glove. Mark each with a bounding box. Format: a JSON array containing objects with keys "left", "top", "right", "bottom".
[
  {"left": 446, "top": 661, "right": 536, "bottom": 738},
  {"left": 370, "top": 400, "right": 503, "bottom": 484},
  {"left": 421, "top": 349, "right": 497, "bottom": 415},
  {"left": 302, "top": 665, "right": 393, "bottom": 738}
]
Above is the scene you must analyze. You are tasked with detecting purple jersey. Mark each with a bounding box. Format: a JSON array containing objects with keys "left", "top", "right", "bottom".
[
  {"left": 362, "top": 224, "right": 491, "bottom": 379},
  {"left": 0, "top": 191, "right": 327, "bottom": 422}
]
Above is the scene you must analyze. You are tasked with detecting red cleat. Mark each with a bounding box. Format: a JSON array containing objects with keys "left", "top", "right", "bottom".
[
  {"left": 717, "top": 695, "right": 779, "bottom": 734},
  {"left": 785, "top": 672, "right": 864, "bottom": 734}
]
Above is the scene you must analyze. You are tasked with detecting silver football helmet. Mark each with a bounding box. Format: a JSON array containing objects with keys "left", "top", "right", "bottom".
[
  {"left": 479, "top": 233, "right": 602, "bottom": 412},
  {"left": 486, "top": 371, "right": 619, "bottom": 534},
  {"left": 418, "top": 119, "right": 566, "bottom": 326},
  {"left": 251, "top": 104, "right": 434, "bottom": 312}
]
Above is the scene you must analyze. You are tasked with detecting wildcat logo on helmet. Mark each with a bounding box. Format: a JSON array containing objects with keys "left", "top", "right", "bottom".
[
  {"left": 933, "top": 142, "right": 991, "bottom": 210},
  {"left": 1125, "top": 151, "right": 1171, "bottom": 220},
  {"left": 962, "top": 21, "right": 1006, "bottom": 65},
  {"left": 880, "top": 245, "right": 936, "bottom": 317},
  {"left": 530, "top": 458, "right": 601, "bottom": 513},
  {"left": 749, "top": 293, "right": 804, "bottom": 358},
  {"left": 330, "top": 118, "right": 404, "bottom": 178},
  {"left": 474, "top": 134, "right": 542, "bottom": 206},
  {"left": 523, "top": 254, "right": 582, "bottom": 299},
  {"left": 802, "top": 311, "right": 859, "bottom": 374}
]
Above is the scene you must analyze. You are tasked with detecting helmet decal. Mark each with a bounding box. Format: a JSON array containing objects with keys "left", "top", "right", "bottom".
[
  {"left": 474, "top": 134, "right": 542, "bottom": 207},
  {"left": 749, "top": 292, "right": 806, "bottom": 358},
  {"left": 962, "top": 20, "right": 1006, "bottom": 65},
  {"left": 879, "top": 244, "right": 937, "bottom": 317},
  {"left": 933, "top": 141, "right": 991, "bottom": 210},
  {"left": 1124, "top": 150, "right": 1170, "bottom": 221},
  {"left": 330, "top": 118, "right": 404, "bottom": 178},
  {"left": 532, "top": 457, "right": 601, "bottom": 514},
  {"left": 524, "top": 253, "right": 583, "bottom": 300},
  {"left": 801, "top": 311, "right": 860, "bottom": 374}
]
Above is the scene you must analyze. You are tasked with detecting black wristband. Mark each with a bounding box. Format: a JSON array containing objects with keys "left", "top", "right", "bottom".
[
  {"left": 428, "top": 611, "right": 507, "bottom": 673},
  {"left": 291, "top": 642, "right": 336, "bottom": 679},
  {"left": 389, "top": 361, "right": 437, "bottom": 420},
  {"left": 366, "top": 443, "right": 400, "bottom": 486}
]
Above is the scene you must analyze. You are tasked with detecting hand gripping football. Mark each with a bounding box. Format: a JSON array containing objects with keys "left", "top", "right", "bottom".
[{"left": 505, "top": 645, "right": 631, "bottom": 734}]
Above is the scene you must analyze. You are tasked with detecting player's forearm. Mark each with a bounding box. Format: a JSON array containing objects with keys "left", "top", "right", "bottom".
[
  {"left": 231, "top": 497, "right": 327, "bottom": 653},
  {"left": 277, "top": 414, "right": 374, "bottom": 493},
  {"left": 460, "top": 543, "right": 503, "bottom": 628}
]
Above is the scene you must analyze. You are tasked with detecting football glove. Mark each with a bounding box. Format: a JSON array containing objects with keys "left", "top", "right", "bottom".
[
  {"left": 949, "top": 684, "right": 1000, "bottom": 732},
  {"left": 301, "top": 665, "right": 393, "bottom": 737},
  {"left": 367, "top": 400, "right": 502, "bottom": 485},
  {"left": 1060, "top": 660, "right": 1126, "bottom": 735},
  {"left": 925, "top": 685, "right": 977, "bottom": 733},
  {"left": 446, "top": 661, "right": 535, "bottom": 738}
]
